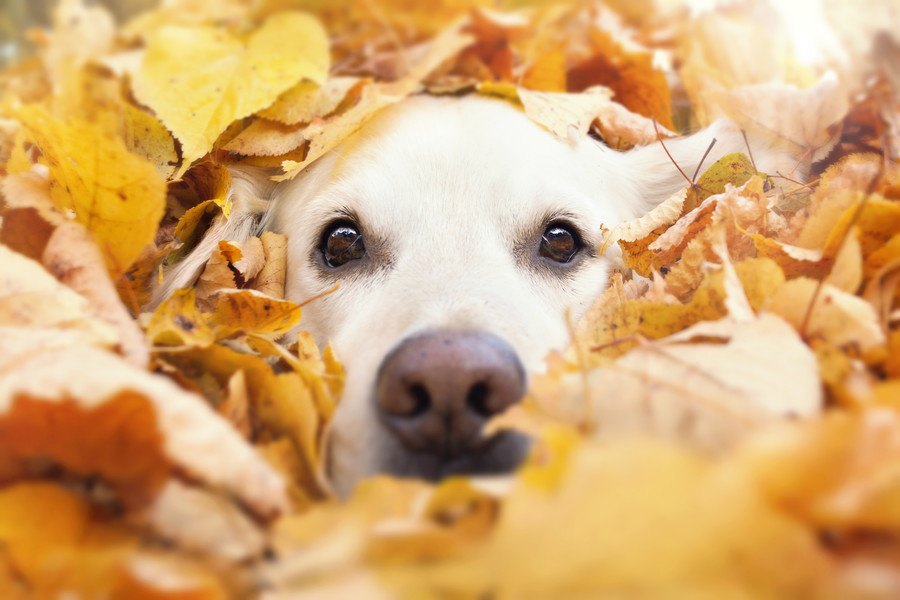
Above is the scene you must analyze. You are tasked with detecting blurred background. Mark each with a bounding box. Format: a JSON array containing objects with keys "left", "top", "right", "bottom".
[{"left": 1, "top": 0, "right": 154, "bottom": 66}]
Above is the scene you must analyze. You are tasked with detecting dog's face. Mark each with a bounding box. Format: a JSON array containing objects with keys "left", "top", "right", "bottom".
[
  {"left": 167, "top": 94, "right": 782, "bottom": 495},
  {"left": 267, "top": 96, "right": 636, "bottom": 495}
]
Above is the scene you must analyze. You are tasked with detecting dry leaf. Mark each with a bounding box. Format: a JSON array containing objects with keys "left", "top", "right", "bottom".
[
  {"left": 0, "top": 244, "right": 118, "bottom": 346},
  {"left": 15, "top": 105, "right": 166, "bottom": 276},
  {"left": 255, "top": 231, "right": 288, "bottom": 298},
  {"left": 394, "top": 439, "right": 832, "bottom": 598},
  {"left": 765, "top": 277, "right": 885, "bottom": 353},
  {"left": 133, "top": 12, "right": 330, "bottom": 174},
  {"left": 259, "top": 77, "right": 365, "bottom": 126},
  {"left": 0, "top": 332, "right": 288, "bottom": 517},
  {"left": 43, "top": 222, "right": 149, "bottom": 367},
  {"left": 223, "top": 118, "right": 306, "bottom": 157},
  {"left": 549, "top": 314, "right": 823, "bottom": 452},
  {"left": 714, "top": 73, "right": 849, "bottom": 165},
  {"left": 144, "top": 480, "right": 267, "bottom": 561}
]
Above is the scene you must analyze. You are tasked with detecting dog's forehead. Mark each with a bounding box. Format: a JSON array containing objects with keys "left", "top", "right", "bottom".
[
  {"left": 313, "top": 95, "right": 599, "bottom": 227},
  {"left": 343, "top": 94, "right": 573, "bottom": 168}
]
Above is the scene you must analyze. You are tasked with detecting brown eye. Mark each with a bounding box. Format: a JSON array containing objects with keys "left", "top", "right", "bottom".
[
  {"left": 540, "top": 223, "right": 580, "bottom": 264},
  {"left": 321, "top": 221, "right": 365, "bottom": 267}
]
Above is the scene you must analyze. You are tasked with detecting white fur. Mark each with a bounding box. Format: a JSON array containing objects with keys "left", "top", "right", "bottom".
[{"left": 158, "top": 95, "right": 796, "bottom": 495}]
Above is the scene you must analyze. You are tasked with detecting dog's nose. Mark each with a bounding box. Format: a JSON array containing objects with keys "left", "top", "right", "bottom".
[{"left": 375, "top": 330, "right": 526, "bottom": 458}]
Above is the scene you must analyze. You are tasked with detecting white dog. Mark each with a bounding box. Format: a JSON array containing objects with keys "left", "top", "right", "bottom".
[{"left": 160, "top": 95, "right": 793, "bottom": 496}]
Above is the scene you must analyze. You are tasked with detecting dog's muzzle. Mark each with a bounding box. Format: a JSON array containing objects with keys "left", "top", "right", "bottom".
[{"left": 374, "top": 329, "right": 530, "bottom": 479}]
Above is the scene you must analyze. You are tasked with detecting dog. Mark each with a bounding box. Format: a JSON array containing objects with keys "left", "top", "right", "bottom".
[{"left": 159, "top": 94, "right": 795, "bottom": 496}]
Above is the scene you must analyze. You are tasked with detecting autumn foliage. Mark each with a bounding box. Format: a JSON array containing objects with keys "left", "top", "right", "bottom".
[{"left": 0, "top": 0, "right": 899, "bottom": 598}]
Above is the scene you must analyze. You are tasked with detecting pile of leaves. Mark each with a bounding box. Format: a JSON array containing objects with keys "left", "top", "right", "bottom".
[{"left": 0, "top": 0, "right": 899, "bottom": 597}]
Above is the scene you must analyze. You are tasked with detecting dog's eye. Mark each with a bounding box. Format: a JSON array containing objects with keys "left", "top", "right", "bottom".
[
  {"left": 321, "top": 221, "right": 366, "bottom": 267},
  {"left": 539, "top": 223, "right": 581, "bottom": 264}
]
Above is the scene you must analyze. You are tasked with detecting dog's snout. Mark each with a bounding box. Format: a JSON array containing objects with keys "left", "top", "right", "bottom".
[{"left": 375, "top": 330, "right": 525, "bottom": 458}]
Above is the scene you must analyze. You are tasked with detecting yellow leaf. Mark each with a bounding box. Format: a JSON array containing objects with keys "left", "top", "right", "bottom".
[
  {"left": 171, "top": 163, "right": 233, "bottom": 261},
  {"left": 165, "top": 344, "right": 330, "bottom": 500},
  {"left": 278, "top": 82, "right": 401, "bottom": 180},
  {"left": 121, "top": 100, "right": 179, "bottom": 179},
  {"left": 741, "top": 408, "right": 900, "bottom": 533},
  {"left": 210, "top": 289, "right": 301, "bottom": 339},
  {"left": 0, "top": 482, "right": 92, "bottom": 584},
  {"left": 277, "top": 24, "right": 474, "bottom": 180},
  {"left": 574, "top": 258, "right": 785, "bottom": 362},
  {"left": 133, "top": 12, "right": 330, "bottom": 175},
  {"left": 399, "top": 439, "right": 831, "bottom": 598},
  {"left": 53, "top": 66, "right": 177, "bottom": 179},
  {"left": 15, "top": 105, "right": 166, "bottom": 276},
  {"left": 145, "top": 288, "right": 216, "bottom": 348}
]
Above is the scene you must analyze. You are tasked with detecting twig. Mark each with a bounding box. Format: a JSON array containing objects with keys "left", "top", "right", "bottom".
[
  {"left": 653, "top": 120, "right": 713, "bottom": 196},
  {"left": 590, "top": 335, "right": 643, "bottom": 353},
  {"left": 654, "top": 119, "right": 694, "bottom": 187},
  {"left": 692, "top": 137, "right": 717, "bottom": 182},
  {"left": 740, "top": 129, "right": 758, "bottom": 173},
  {"left": 299, "top": 282, "right": 340, "bottom": 308},
  {"left": 772, "top": 171, "right": 819, "bottom": 192}
]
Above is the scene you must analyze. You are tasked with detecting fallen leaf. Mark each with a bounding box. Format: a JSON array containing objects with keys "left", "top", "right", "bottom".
[
  {"left": 277, "top": 24, "right": 474, "bottom": 179},
  {"left": 42, "top": 222, "right": 149, "bottom": 367},
  {"left": 223, "top": 118, "right": 306, "bottom": 157},
  {"left": 517, "top": 86, "right": 614, "bottom": 139},
  {"left": 41, "top": 0, "right": 115, "bottom": 93},
  {"left": 259, "top": 77, "right": 365, "bottom": 126},
  {"left": 0, "top": 333, "right": 288, "bottom": 517},
  {"left": 713, "top": 73, "right": 849, "bottom": 166},
  {"left": 0, "top": 244, "right": 118, "bottom": 346},
  {"left": 145, "top": 288, "right": 215, "bottom": 348},
  {"left": 15, "top": 105, "right": 166, "bottom": 276},
  {"left": 209, "top": 289, "right": 301, "bottom": 340},
  {"left": 568, "top": 29, "right": 674, "bottom": 129},
  {"left": 255, "top": 231, "right": 288, "bottom": 298},
  {"left": 133, "top": 12, "right": 330, "bottom": 174},
  {"left": 395, "top": 439, "right": 832, "bottom": 598},
  {"left": 741, "top": 408, "right": 900, "bottom": 533},
  {"left": 144, "top": 480, "right": 267, "bottom": 561},
  {"left": 765, "top": 277, "right": 886, "bottom": 354}
]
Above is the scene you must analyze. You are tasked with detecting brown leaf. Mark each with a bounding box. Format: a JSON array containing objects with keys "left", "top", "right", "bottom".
[{"left": 0, "top": 334, "right": 288, "bottom": 517}]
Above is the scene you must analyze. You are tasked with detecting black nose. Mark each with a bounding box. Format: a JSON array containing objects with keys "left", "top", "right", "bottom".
[{"left": 375, "top": 330, "right": 526, "bottom": 459}]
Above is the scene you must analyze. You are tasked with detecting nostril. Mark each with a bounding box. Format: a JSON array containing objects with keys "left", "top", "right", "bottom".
[
  {"left": 466, "top": 381, "right": 492, "bottom": 418},
  {"left": 406, "top": 383, "right": 432, "bottom": 418}
]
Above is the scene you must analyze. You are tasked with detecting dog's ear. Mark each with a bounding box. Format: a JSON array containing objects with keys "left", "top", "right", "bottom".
[
  {"left": 150, "top": 165, "right": 279, "bottom": 308},
  {"left": 594, "top": 119, "right": 799, "bottom": 221}
]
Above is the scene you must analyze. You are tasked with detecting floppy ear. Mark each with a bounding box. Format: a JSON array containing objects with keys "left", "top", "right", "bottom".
[
  {"left": 602, "top": 119, "right": 800, "bottom": 220},
  {"left": 150, "top": 165, "right": 279, "bottom": 308}
]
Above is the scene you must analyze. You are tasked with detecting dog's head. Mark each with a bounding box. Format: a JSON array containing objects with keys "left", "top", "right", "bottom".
[{"left": 161, "top": 95, "right": 790, "bottom": 495}]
